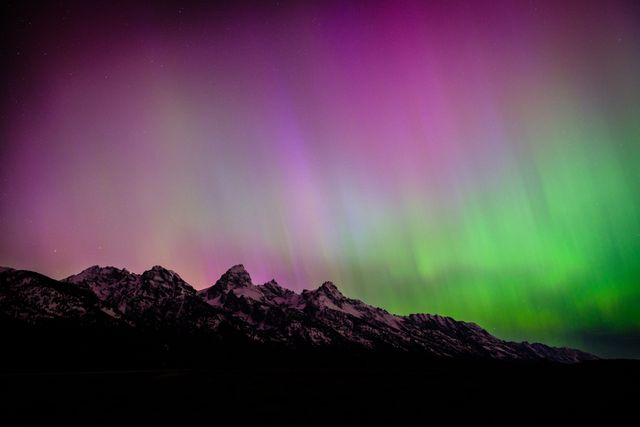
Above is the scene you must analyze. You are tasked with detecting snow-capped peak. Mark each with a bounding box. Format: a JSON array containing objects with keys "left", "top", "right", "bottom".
[
  {"left": 228, "top": 264, "right": 249, "bottom": 274},
  {"left": 64, "top": 265, "right": 131, "bottom": 285},
  {"left": 212, "top": 264, "right": 253, "bottom": 289},
  {"left": 315, "top": 281, "right": 343, "bottom": 298},
  {"left": 141, "top": 265, "right": 185, "bottom": 284}
]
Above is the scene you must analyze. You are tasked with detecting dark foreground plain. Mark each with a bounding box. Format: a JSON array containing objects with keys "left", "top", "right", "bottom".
[{"left": 1, "top": 348, "right": 638, "bottom": 426}]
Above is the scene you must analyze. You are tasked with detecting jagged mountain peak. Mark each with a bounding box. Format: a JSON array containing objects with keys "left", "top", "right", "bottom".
[
  {"left": 66, "top": 264, "right": 189, "bottom": 291},
  {"left": 141, "top": 265, "right": 184, "bottom": 282},
  {"left": 214, "top": 264, "right": 253, "bottom": 288},
  {"left": 261, "top": 279, "right": 296, "bottom": 300},
  {"left": 148, "top": 265, "right": 173, "bottom": 273},
  {"left": 304, "top": 281, "right": 344, "bottom": 302},
  {"left": 228, "top": 264, "right": 249, "bottom": 274},
  {"left": 80, "top": 264, "right": 121, "bottom": 274},
  {"left": 65, "top": 265, "right": 132, "bottom": 284},
  {"left": 317, "top": 281, "right": 341, "bottom": 294},
  {"left": 59, "top": 265, "right": 205, "bottom": 327},
  {"left": 87, "top": 264, "right": 127, "bottom": 273},
  {"left": 198, "top": 264, "right": 254, "bottom": 301},
  {"left": 262, "top": 279, "right": 287, "bottom": 292}
]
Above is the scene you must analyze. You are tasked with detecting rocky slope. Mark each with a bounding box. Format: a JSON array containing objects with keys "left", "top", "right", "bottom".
[
  {"left": 0, "top": 264, "right": 597, "bottom": 363},
  {"left": 63, "top": 265, "right": 225, "bottom": 332}
]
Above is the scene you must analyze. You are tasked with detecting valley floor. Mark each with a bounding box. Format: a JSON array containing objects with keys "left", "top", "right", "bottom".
[{"left": 1, "top": 357, "right": 637, "bottom": 425}]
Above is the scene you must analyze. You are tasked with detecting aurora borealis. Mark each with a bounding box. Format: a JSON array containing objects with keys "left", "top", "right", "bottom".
[{"left": 1, "top": 1, "right": 639, "bottom": 358}]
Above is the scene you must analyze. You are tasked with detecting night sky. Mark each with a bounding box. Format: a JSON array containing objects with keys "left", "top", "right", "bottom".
[{"left": 1, "top": 0, "right": 639, "bottom": 358}]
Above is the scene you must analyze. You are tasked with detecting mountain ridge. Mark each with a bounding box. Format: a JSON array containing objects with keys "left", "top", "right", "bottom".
[{"left": 0, "top": 264, "right": 597, "bottom": 363}]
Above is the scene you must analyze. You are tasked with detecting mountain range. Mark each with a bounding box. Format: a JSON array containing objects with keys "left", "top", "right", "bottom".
[{"left": 0, "top": 264, "right": 596, "bottom": 363}]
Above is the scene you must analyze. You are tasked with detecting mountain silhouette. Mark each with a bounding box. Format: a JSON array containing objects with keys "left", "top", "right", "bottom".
[{"left": 0, "top": 264, "right": 595, "bottom": 363}]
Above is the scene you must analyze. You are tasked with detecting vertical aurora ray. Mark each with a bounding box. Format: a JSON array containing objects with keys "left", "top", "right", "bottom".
[{"left": 1, "top": 0, "right": 640, "bottom": 357}]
